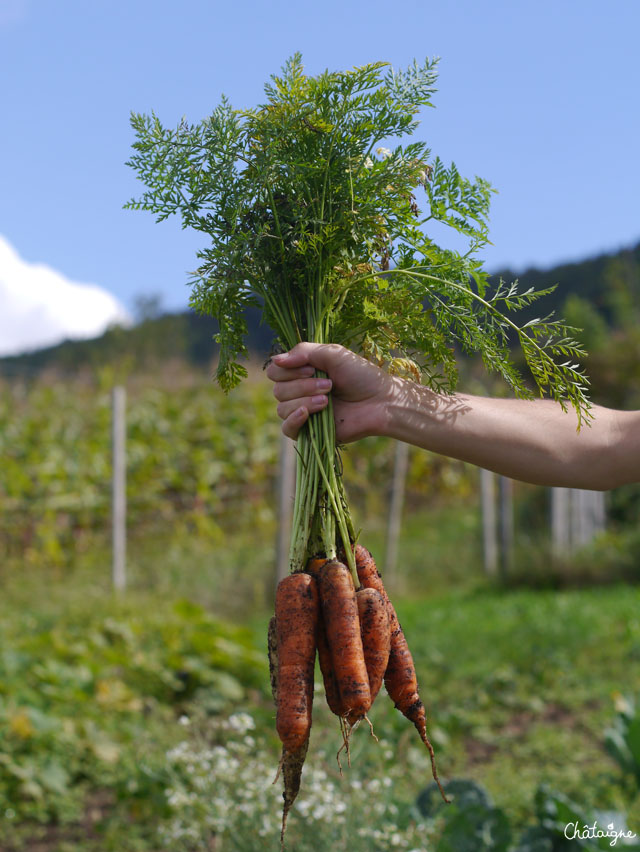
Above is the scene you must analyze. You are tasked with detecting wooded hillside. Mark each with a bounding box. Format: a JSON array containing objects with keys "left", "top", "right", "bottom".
[{"left": 2, "top": 241, "right": 639, "bottom": 393}]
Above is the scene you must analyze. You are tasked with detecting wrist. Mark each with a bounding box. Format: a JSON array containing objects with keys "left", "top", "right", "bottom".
[
  {"left": 374, "top": 375, "right": 411, "bottom": 439},
  {"left": 378, "top": 377, "right": 439, "bottom": 443}
]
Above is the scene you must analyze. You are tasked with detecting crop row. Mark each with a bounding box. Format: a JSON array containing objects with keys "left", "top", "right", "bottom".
[{"left": 0, "top": 375, "right": 473, "bottom": 566}]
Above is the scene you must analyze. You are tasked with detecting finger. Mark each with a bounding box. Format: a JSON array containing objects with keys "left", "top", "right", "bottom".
[
  {"left": 282, "top": 406, "right": 309, "bottom": 440},
  {"left": 277, "top": 395, "right": 329, "bottom": 421},
  {"left": 272, "top": 377, "right": 332, "bottom": 402},
  {"left": 266, "top": 362, "right": 316, "bottom": 382},
  {"left": 272, "top": 341, "right": 341, "bottom": 371},
  {"left": 272, "top": 343, "right": 315, "bottom": 370}
]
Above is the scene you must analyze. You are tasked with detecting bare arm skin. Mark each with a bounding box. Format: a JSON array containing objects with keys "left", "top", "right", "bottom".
[{"left": 266, "top": 342, "right": 640, "bottom": 491}]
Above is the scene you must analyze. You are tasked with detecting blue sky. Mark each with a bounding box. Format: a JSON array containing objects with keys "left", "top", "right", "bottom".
[{"left": 1, "top": 0, "right": 639, "bottom": 352}]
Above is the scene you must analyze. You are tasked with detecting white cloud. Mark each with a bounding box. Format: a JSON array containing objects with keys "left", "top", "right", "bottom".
[{"left": 0, "top": 235, "right": 131, "bottom": 357}]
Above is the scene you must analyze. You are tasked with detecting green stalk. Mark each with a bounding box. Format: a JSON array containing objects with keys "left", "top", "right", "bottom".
[
  {"left": 305, "top": 406, "right": 356, "bottom": 581},
  {"left": 285, "top": 278, "right": 357, "bottom": 583}
]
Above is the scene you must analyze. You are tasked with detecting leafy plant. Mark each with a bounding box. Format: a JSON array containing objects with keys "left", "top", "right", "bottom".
[
  {"left": 416, "top": 778, "right": 511, "bottom": 852},
  {"left": 0, "top": 596, "right": 263, "bottom": 832},
  {"left": 605, "top": 694, "right": 640, "bottom": 789},
  {"left": 415, "top": 780, "right": 638, "bottom": 852},
  {"left": 126, "top": 53, "right": 590, "bottom": 577},
  {"left": 516, "top": 785, "right": 637, "bottom": 851}
]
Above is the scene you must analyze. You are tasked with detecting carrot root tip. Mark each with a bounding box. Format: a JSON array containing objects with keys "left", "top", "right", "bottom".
[
  {"left": 272, "top": 750, "right": 285, "bottom": 785},
  {"left": 363, "top": 714, "right": 378, "bottom": 741},
  {"left": 336, "top": 716, "right": 355, "bottom": 772},
  {"left": 420, "top": 729, "right": 450, "bottom": 804}
]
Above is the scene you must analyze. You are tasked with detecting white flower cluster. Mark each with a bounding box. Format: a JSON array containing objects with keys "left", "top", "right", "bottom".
[
  {"left": 225, "top": 711, "right": 256, "bottom": 734},
  {"left": 160, "top": 720, "right": 279, "bottom": 847},
  {"left": 159, "top": 712, "right": 433, "bottom": 851},
  {"left": 294, "top": 765, "right": 347, "bottom": 824}
]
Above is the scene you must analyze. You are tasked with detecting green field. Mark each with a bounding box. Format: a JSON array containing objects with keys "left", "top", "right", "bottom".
[
  {"left": 1, "top": 524, "right": 639, "bottom": 851},
  {"left": 1, "top": 374, "right": 640, "bottom": 850}
]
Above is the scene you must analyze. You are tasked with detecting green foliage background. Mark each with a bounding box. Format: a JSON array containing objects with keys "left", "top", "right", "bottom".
[{"left": 1, "top": 118, "right": 639, "bottom": 844}]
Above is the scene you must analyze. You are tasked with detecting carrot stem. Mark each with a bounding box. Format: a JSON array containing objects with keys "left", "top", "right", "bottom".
[{"left": 286, "top": 288, "right": 356, "bottom": 575}]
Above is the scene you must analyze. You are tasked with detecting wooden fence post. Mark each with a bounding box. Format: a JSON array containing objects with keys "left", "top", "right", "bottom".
[
  {"left": 551, "top": 487, "right": 571, "bottom": 558},
  {"left": 111, "top": 386, "right": 127, "bottom": 591},
  {"left": 480, "top": 468, "right": 498, "bottom": 577},
  {"left": 385, "top": 440, "right": 410, "bottom": 588},
  {"left": 571, "top": 489, "right": 606, "bottom": 549},
  {"left": 497, "top": 476, "right": 514, "bottom": 580},
  {"left": 274, "top": 432, "right": 297, "bottom": 590},
  {"left": 591, "top": 490, "right": 606, "bottom": 538},
  {"left": 552, "top": 487, "right": 606, "bottom": 556}
]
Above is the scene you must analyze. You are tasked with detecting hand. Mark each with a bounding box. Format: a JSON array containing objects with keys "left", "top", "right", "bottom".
[{"left": 266, "top": 342, "right": 393, "bottom": 442}]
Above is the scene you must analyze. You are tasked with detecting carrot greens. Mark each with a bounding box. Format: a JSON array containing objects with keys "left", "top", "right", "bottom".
[{"left": 125, "top": 53, "right": 590, "bottom": 577}]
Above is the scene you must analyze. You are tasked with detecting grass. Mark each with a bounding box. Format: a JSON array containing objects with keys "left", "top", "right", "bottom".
[
  {"left": 393, "top": 584, "right": 640, "bottom": 821},
  {"left": 0, "top": 503, "right": 638, "bottom": 850}
]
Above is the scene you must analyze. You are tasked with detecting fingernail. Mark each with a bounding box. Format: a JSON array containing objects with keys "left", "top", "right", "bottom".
[
  {"left": 316, "top": 379, "right": 332, "bottom": 390},
  {"left": 273, "top": 353, "right": 288, "bottom": 363},
  {"left": 295, "top": 406, "right": 307, "bottom": 418},
  {"left": 311, "top": 395, "right": 328, "bottom": 406}
]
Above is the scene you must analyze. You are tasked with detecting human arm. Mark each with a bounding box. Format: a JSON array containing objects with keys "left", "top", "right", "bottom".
[{"left": 267, "top": 342, "right": 640, "bottom": 491}]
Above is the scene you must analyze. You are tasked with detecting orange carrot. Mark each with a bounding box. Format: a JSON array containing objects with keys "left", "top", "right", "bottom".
[
  {"left": 318, "top": 559, "right": 371, "bottom": 722},
  {"left": 275, "top": 572, "right": 319, "bottom": 753},
  {"left": 268, "top": 610, "right": 313, "bottom": 848},
  {"left": 354, "top": 544, "right": 449, "bottom": 802},
  {"left": 305, "top": 556, "right": 329, "bottom": 577},
  {"left": 346, "top": 587, "right": 390, "bottom": 725},
  {"left": 304, "top": 556, "right": 347, "bottom": 717},
  {"left": 268, "top": 616, "right": 278, "bottom": 704},
  {"left": 280, "top": 740, "right": 309, "bottom": 846}
]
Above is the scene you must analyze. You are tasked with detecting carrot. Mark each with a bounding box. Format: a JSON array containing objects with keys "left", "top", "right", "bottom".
[
  {"left": 275, "top": 572, "right": 319, "bottom": 752},
  {"left": 318, "top": 559, "right": 371, "bottom": 722},
  {"left": 354, "top": 545, "right": 449, "bottom": 802},
  {"left": 304, "top": 556, "right": 347, "bottom": 717},
  {"left": 271, "top": 578, "right": 319, "bottom": 848},
  {"left": 305, "top": 555, "right": 329, "bottom": 576},
  {"left": 346, "top": 587, "right": 390, "bottom": 726},
  {"left": 268, "top": 616, "right": 278, "bottom": 704},
  {"left": 280, "top": 740, "right": 309, "bottom": 846}
]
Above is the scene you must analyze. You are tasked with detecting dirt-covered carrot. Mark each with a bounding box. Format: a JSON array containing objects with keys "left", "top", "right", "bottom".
[
  {"left": 270, "top": 583, "right": 318, "bottom": 848},
  {"left": 268, "top": 644, "right": 310, "bottom": 851},
  {"left": 268, "top": 616, "right": 278, "bottom": 704},
  {"left": 280, "top": 740, "right": 309, "bottom": 846},
  {"left": 304, "top": 556, "right": 346, "bottom": 717},
  {"left": 346, "top": 587, "right": 390, "bottom": 725},
  {"left": 354, "top": 545, "right": 449, "bottom": 802},
  {"left": 305, "top": 556, "right": 329, "bottom": 577},
  {"left": 275, "top": 572, "right": 319, "bottom": 752},
  {"left": 318, "top": 559, "right": 371, "bottom": 722}
]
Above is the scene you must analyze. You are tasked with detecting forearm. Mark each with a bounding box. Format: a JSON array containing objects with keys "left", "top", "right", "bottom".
[{"left": 380, "top": 379, "right": 640, "bottom": 490}]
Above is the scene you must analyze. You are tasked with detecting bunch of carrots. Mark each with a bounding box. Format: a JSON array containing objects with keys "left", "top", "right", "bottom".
[{"left": 269, "top": 544, "right": 448, "bottom": 845}]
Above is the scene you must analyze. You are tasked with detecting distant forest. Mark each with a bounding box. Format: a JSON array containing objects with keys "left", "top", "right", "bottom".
[{"left": 2, "top": 241, "right": 639, "bottom": 405}]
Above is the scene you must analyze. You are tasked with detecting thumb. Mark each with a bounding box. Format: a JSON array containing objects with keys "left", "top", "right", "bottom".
[{"left": 273, "top": 342, "right": 338, "bottom": 371}]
